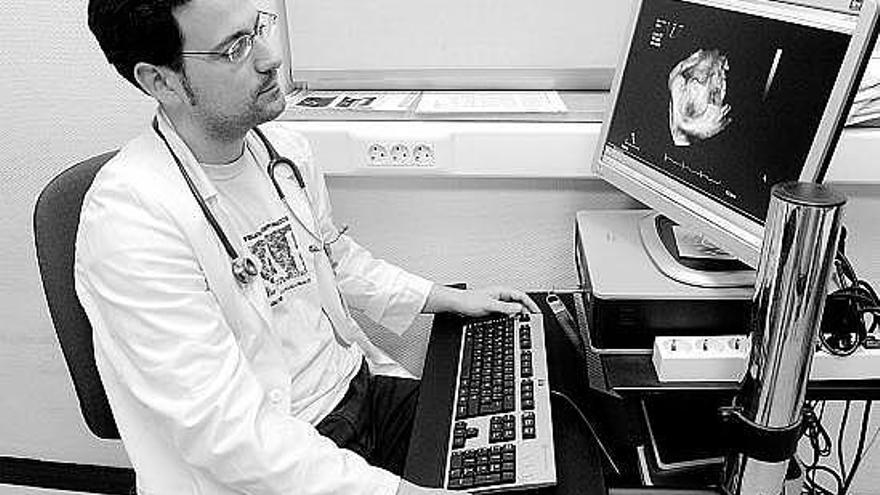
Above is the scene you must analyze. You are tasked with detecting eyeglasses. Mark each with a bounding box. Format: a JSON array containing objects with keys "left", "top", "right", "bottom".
[{"left": 181, "top": 11, "right": 278, "bottom": 64}]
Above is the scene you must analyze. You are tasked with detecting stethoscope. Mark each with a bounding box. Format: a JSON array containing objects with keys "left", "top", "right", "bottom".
[{"left": 152, "top": 118, "right": 343, "bottom": 286}]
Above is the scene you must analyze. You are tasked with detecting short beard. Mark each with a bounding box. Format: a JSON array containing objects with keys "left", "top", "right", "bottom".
[{"left": 178, "top": 70, "right": 285, "bottom": 143}]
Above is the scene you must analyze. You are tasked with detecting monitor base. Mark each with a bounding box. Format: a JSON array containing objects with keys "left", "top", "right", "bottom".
[{"left": 639, "top": 212, "right": 755, "bottom": 289}]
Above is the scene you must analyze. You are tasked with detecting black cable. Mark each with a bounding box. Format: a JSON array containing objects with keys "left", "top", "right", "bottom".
[
  {"left": 837, "top": 400, "right": 851, "bottom": 482},
  {"left": 803, "top": 402, "right": 842, "bottom": 495},
  {"left": 821, "top": 244, "right": 879, "bottom": 356},
  {"left": 863, "top": 415, "right": 880, "bottom": 456},
  {"left": 790, "top": 227, "right": 876, "bottom": 494},
  {"left": 802, "top": 400, "right": 878, "bottom": 495},
  {"left": 805, "top": 465, "right": 842, "bottom": 495},
  {"left": 841, "top": 401, "right": 873, "bottom": 495},
  {"left": 548, "top": 389, "right": 621, "bottom": 477}
]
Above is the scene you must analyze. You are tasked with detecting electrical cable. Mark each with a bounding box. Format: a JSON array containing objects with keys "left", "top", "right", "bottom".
[
  {"left": 803, "top": 401, "right": 842, "bottom": 495},
  {"left": 802, "top": 400, "right": 877, "bottom": 495},
  {"left": 841, "top": 401, "right": 873, "bottom": 495},
  {"left": 861, "top": 418, "right": 880, "bottom": 458},
  {"left": 820, "top": 226, "right": 880, "bottom": 356},
  {"left": 837, "top": 400, "right": 851, "bottom": 481},
  {"left": 805, "top": 466, "right": 842, "bottom": 495},
  {"left": 549, "top": 389, "right": 621, "bottom": 477}
]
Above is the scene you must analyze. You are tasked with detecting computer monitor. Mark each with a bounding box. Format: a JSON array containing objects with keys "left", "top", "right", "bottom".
[{"left": 594, "top": 0, "right": 879, "bottom": 279}]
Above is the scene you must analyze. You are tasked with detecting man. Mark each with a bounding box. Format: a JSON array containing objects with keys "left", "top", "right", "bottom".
[{"left": 78, "top": 0, "right": 539, "bottom": 494}]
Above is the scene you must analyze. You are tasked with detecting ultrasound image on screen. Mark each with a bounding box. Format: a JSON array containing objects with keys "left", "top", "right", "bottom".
[
  {"left": 668, "top": 49, "right": 731, "bottom": 146},
  {"left": 606, "top": 0, "right": 850, "bottom": 222}
]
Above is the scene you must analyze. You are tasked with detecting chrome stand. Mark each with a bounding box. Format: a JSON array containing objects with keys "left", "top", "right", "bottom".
[{"left": 722, "top": 182, "right": 845, "bottom": 495}]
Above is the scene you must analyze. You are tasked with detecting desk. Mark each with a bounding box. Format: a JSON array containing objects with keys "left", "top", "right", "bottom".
[
  {"left": 405, "top": 292, "right": 706, "bottom": 494},
  {"left": 403, "top": 291, "right": 880, "bottom": 494}
]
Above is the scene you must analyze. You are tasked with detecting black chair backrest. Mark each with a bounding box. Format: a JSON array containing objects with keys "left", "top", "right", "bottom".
[{"left": 34, "top": 151, "right": 120, "bottom": 440}]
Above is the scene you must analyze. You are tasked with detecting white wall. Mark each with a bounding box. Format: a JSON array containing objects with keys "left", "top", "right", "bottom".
[
  {"left": 2, "top": 1, "right": 880, "bottom": 494},
  {"left": 289, "top": 0, "right": 632, "bottom": 70},
  {"left": 1, "top": 1, "right": 153, "bottom": 467}
]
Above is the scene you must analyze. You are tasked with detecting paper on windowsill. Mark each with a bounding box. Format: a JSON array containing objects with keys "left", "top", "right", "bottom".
[
  {"left": 290, "top": 91, "right": 419, "bottom": 112},
  {"left": 415, "top": 91, "right": 567, "bottom": 114}
]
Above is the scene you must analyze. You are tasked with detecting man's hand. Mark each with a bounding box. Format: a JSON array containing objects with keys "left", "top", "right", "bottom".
[
  {"left": 396, "top": 479, "right": 465, "bottom": 495},
  {"left": 422, "top": 285, "right": 541, "bottom": 317}
]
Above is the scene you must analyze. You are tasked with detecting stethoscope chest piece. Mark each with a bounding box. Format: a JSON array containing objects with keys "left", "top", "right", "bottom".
[{"left": 232, "top": 256, "right": 259, "bottom": 285}]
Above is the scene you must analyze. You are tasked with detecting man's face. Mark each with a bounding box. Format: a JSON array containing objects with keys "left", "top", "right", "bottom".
[{"left": 172, "top": 0, "right": 287, "bottom": 138}]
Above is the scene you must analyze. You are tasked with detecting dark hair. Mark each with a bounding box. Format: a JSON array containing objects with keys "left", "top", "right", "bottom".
[{"left": 88, "top": 0, "right": 191, "bottom": 91}]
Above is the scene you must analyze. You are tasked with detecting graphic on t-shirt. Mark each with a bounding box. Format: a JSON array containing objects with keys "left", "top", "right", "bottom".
[{"left": 244, "top": 216, "right": 310, "bottom": 306}]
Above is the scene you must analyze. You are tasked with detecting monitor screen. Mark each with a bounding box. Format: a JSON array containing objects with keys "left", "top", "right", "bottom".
[
  {"left": 605, "top": 0, "right": 849, "bottom": 222},
  {"left": 596, "top": 0, "right": 878, "bottom": 266}
]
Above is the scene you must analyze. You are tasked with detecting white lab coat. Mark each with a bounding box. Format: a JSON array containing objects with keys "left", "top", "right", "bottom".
[{"left": 74, "top": 112, "right": 434, "bottom": 494}]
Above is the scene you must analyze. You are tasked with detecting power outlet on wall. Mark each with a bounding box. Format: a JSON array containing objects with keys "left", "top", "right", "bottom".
[
  {"left": 350, "top": 127, "right": 451, "bottom": 171},
  {"left": 366, "top": 141, "right": 435, "bottom": 168},
  {"left": 367, "top": 143, "right": 389, "bottom": 165}
]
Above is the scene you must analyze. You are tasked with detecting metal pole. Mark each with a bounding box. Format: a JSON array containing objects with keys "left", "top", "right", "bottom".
[{"left": 722, "top": 182, "right": 846, "bottom": 495}]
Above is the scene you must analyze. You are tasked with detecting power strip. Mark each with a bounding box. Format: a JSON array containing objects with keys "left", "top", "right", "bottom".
[
  {"left": 652, "top": 336, "right": 749, "bottom": 382},
  {"left": 653, "top": 335, "right": 880, "bottom": 382}
]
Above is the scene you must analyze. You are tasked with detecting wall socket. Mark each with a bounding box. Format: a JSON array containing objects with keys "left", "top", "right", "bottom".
[
  {"left": 350, "top": 126, "right": 451, "bottom": 171},
  {"left": 365, "top": 141, "right": 436, "bottom": 168}
]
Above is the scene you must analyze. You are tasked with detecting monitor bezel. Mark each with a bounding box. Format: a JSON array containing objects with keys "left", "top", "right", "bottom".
[{"left": 594, "top": 0, "right": 880, "bottom": 267}]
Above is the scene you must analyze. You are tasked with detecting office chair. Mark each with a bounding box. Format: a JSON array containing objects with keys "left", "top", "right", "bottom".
[{"left": 34, "top": 150, "right": 120, "bottom": 440}]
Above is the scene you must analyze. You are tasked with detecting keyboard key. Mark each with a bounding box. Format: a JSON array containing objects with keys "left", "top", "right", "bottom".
[
  {"left": 486, "top": 473, "right": 502, "bottom": 485},
  {"left": 453, "top": 435, "right": 466, "bottom": 449}
]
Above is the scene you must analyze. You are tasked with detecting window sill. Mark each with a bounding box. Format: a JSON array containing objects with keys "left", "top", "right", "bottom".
[{"left": 279, "top": 90, "right": 609, "bottom": 123}]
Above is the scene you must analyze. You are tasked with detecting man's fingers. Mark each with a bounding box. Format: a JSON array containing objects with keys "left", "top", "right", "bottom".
[
  {"left": 512, "top": 292, "right": 541, "bottom": 314},
  {"left": 488, "top": 287, "right": 541, "bottom": 313},
  {"left": 506, "top": 290, "right": 539, "bottom": 313},
  {"left": 490, "top": 300, "right": 527, "bottom": 315}
]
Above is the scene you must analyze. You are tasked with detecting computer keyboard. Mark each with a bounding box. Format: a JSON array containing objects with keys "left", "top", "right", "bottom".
[{"left": 444, "top": 313, "right": 556, "bottom": 492}]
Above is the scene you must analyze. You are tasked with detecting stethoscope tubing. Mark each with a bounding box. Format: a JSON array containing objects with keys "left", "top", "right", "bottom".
[
  {"left": 152, "top": 119, "right": 314, "bottom": 285},
  {"left": 152, "top": 119, "right": 242, "bottom": 263},
  {"left": 252, "top": 126, "right": 306, "bottom": 193}
]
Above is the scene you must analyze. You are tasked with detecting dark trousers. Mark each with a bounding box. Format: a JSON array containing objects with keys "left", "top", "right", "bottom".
[{"left": 316, "top": 360, "right": 420, "bottom": 475}]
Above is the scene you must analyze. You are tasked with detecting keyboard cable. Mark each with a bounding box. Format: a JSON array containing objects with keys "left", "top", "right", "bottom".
[{"left": 549, "top": 389, "right": 622, "bottom": 478}]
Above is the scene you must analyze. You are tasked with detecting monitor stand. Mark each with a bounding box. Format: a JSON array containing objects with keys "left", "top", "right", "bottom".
[{"left": 639, "top": 212, "right": 756, "bottom": 288}]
